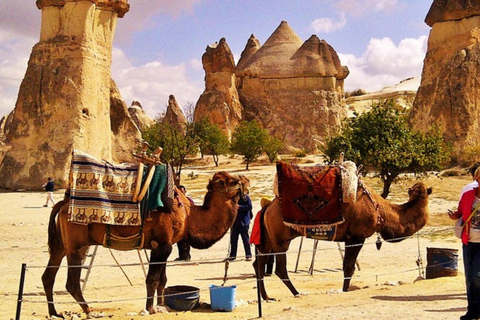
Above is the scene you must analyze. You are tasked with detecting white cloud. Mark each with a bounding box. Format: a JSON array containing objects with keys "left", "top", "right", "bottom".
[
  {"left": 111, "top": 48, "right": 203, "bottom": 118},
  {"left": 339, "top": 35, "right": 427, "bottom": 92},
  {"left": 0, "top": 30, "right": 36, "bottom": 117},
  {"left": 336, "top": 0, "right": 398, "bottom": 16},
  {"left": 311, "top": 12, "right": 347, "bottom": 34}
]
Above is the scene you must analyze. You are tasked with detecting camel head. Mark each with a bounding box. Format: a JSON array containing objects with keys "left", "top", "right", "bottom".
[
  {"left": 202, "top": 171, "right": 243, "bottom": 210},
  {"left": 407, "top": 182, "right": 432, "bottom": 203},
  {"left": 380, "top": 181, "right": 432, "bottom": 242}
]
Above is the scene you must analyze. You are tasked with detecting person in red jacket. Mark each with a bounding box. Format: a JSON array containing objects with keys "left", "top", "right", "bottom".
[{"left": 449, "top": 167, "right": 480, "bottom": 320}]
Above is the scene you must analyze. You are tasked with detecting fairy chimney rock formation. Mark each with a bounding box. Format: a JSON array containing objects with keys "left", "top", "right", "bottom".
[
  {"left": 0, "top": 0, "right": 140, "bottom": 189},
  {"left": 128, "top": 101, "right": 154, "bottom": 131},
  {"left": 236, "top": 21, "right": 349, "bottom": 150},
  {"left": 164, "top": 95, "right": 188, "bottom": 133},
  {"left": 236, "top": 34, "right": 261, "bottom": 70},
  {"left": 410, "top": 0, "right": 480, "bottom": 159},
  {"left": 193, "top": 38, "right": 242, "bottom": 139}
]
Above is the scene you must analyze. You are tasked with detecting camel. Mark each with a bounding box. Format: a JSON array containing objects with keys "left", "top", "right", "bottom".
[
  {"left": 42, "top": 171, "right": 244, "bottom": 318},
  {"left": 253, "top": 180, "right": 432, "bottom": 301}
]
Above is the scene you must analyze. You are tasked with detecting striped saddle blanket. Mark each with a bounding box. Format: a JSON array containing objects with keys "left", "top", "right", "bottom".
[{"left": 67, "top": 150, "right": 174, "bottom": 226}]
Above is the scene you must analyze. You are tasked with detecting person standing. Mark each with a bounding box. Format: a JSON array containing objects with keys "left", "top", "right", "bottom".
[
  {"left": 460, "top": 162, "right": 480, "bottom": 197},
  {"left": 225, "top": 192, "right": 253, "bottom": 261},
  {"left": 42, "top": 177, "right": 56, "bottom": 207},
  {"left": 175, "top": 185, "right": 194, "bottom": 261},
  {"left": 449, "top": 167, "right": 480, "bottom": 320}
]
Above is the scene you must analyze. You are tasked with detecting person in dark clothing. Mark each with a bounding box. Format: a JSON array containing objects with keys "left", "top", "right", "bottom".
[
  {"left": 42, "top": 177, "right": 56, "bottom": 207},
  {"left": 175, "top": 185, "right": 194, "bottom": 261},
  {"left": 225, "top": 192, "right": 253, "bottom": 261}
]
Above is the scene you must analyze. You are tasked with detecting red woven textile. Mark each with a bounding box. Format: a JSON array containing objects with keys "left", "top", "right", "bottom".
[{"left": 277, "top": 162, "right": 343, "bottom": 226}]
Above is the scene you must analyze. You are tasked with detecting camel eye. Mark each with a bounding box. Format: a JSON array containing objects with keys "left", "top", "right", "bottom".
[{"left": 218, "top": 180, "right": 225, "bottom": 186}]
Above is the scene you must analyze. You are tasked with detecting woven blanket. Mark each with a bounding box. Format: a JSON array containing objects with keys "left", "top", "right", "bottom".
[
  {"left": 276, "top": 161, "right": 344, "bottom": 227},
  {"left": 68, "top": 150, "right": 140, "bottom": 226}
]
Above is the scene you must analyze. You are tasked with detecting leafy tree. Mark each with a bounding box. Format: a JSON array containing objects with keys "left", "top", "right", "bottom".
[
  {"left": 194, "top": 118, "right": 230, "bottom": 166},
  {"left": 231, "top": 120, "right": 269, "bottom": 169},
  {"left": 142, "top": 119, "right": 198, "bottom": 184},
  {"left": 264, "top": 135, "right": 284, "bottom": 163},
  {"left": 322, "top": 101, "right": 451, "bottom": 198}
]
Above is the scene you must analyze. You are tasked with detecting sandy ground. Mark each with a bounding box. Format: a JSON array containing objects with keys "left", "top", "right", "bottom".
[{"left": 1, "top": 155, "right": 472, "bottom": 320}]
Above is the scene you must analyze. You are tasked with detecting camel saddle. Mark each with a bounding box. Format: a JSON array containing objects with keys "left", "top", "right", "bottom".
[
  {"left": 67, "top": 149, "right": 175, "bottom": 227},
  {"left": 276, "top": 161, "right": 345, "bottom": 227}
]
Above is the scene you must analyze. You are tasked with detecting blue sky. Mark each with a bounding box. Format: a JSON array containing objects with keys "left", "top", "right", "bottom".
[{"left": 0, "top": 0, "right": 432, "bottom": 118}]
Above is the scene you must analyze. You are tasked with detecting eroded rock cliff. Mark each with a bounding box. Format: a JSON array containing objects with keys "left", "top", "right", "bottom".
[
  {"left": 0, "top": 0, "right": 140, "bottom": 189},
  {"left": 410, "top": 0, "right": 480, "bottom": 159}
]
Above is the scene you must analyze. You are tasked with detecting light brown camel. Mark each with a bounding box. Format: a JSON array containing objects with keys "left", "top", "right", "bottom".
[
  {"left": 253, "top": 181, "right": 432, "bottom": 300},
  {"left": 42, "top": 171, "right": 243, "bottom": 318}
]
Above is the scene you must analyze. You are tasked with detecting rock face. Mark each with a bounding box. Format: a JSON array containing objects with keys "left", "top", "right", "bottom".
[
  {"left": 346, "top": 77, "right": 419, "bottom": 117},
  {"left": 0, "top": 0, "right": 140, "bottom": 189},
  {"left": 128, "top": 101, "right": 154, "bottom": 131},
  {"left": 410, "top": 0, "right": 480, "bottom": 159},
  {"left": 237, "top": 21, "right": 349, "bottom": 151},
  {"left": 164, "top": 95, "right": 188, "bottom": 132},
  {"left": 195, "top": 21, "right": 349, "bottom": 151},
  {"left": 193, "top": 38, "right": 242, "bottom": 139}
]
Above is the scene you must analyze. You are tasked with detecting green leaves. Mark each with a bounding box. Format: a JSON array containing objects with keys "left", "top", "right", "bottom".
[
  {"left": 231, "top": 120, "right": 269, "bottom": 169},
  {"left": 322, "top": 101, "right": 451, "bottom": 198}
]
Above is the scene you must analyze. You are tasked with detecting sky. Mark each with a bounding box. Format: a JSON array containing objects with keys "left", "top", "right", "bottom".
[{"left": 0, "top": 0, "right": 433, "bottom": 119}]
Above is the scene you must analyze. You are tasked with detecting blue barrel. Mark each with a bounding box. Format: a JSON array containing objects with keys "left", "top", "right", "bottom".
[{"left": 425, "top": 247, "right": 458, "bottom": 279}]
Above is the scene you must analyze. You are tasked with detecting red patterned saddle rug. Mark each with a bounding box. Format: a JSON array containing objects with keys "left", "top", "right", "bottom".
[{"left": 276, "top": 161, "right": 344, "bottom": 227}]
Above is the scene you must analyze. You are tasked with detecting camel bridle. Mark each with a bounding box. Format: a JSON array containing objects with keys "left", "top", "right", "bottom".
[{"left": 359, "top": 181, "right": 385, "bottom": 231}]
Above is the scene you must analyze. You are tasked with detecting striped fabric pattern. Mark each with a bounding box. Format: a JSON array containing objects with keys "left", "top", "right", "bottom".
[{"left": 68, "top": 150, "right": 141, "bottom": 226}]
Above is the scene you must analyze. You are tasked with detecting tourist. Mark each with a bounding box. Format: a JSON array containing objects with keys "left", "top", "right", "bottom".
[
  {"left": 175, "top": 185, "right": 194, "bottom": 261},
  {"left": 448, "top": 167, "right": 480, "bottom": 320},
  {"left": 42, "top": 177, "right": 56, "bottom": 207},
  {"left": 225, "top": 187, "right": 253, "bottom": 262},
  {"left": 460, "top": 162, "right": 480, "bottom": 196}
]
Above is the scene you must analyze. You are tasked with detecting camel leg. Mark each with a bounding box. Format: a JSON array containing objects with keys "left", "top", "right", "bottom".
[
  {"left": 65, "top": 248, "right": 91, "bottom": 315},
  {"left": 253, "top": 246, "right": 274, "bottom": 301},
  {"left": 274, "top": 250, "right": 299, "bottom": 297},
  {"left": 145, "top": 244, "right": 171, "bottom": 313},
  {"left": 42, "top": 247, "right": 66, "bottom": 318},
  {"left": 342, "top": 239, "right": 365, "bottom": 292}
]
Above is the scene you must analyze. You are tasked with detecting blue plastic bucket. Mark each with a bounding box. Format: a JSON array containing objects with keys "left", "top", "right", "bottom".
[
  {"left": 164, "top": 285, "right": 200, "bottom": 311},
  {"left": 425, "top": 247, "right": 458, "bottom": 279},
  {"left": 209, "top": 284, "right": 237, "bottom": 312}
]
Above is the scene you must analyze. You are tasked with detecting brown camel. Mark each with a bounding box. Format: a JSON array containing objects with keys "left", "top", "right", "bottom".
[
  {"left": 42, "top": 171, "right": 243, "bottom": 318},
  {"left": 253, "top": 181, "right": 432, "bottom": 300}
]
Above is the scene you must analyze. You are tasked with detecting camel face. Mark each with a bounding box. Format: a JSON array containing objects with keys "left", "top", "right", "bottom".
[{"left": 408, "top": 182, "right": 433, "bottom": 201}]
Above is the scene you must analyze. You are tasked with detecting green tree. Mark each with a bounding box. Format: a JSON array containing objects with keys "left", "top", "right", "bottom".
[
  {"left": 264, "top": 135, "right": 284, "bottom": 163},
  {"left": 194, "top": 118, "right": 230, "bottom": 166},
  {"left": 142, "top": 120, "right": 198, "bottom": 184},
  {"left": 231, "top": 120, "right": 269, "bottom": 169},
  {"left": 322, "top": 101, "right": 451, "bottom": 198}
]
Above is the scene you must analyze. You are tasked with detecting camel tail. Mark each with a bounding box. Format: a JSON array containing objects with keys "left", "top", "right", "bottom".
[{"left": 47, "top": 200, "right": 67, "bottom": 252}]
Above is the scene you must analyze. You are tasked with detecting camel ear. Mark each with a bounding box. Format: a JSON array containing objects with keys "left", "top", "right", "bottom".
[{"left": 427, "top": 187, "right": 432, "bottom": 195}]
